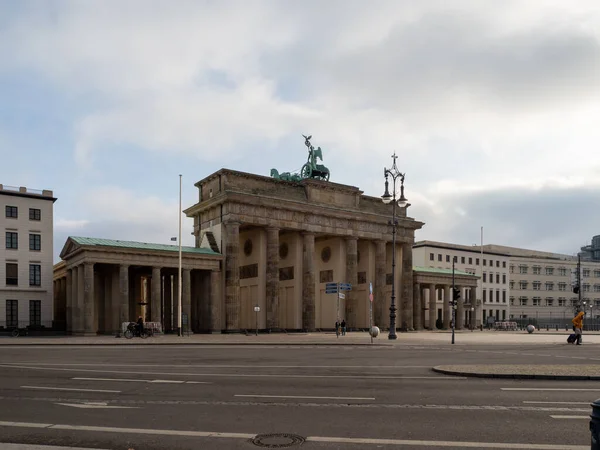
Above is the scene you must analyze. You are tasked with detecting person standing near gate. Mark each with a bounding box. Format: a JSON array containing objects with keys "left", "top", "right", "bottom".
[{"left": 341, "top": 319, "right": 346, "bottom": 336}]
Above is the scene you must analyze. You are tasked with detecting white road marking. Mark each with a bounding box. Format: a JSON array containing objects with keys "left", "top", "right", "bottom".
[
  {"left": 308, "top": 436, "right": 588, "bottom": 448},
  {"left": 0, "top": 444, "right": 109, "bottom": 450},
  {"left": 7, "top": 363, "right": 431, "bottom": 369},
  {"left": 20, "top": 386, "right": 120, "bottom": 393},
  {"left": 55, "top": 402, "right": 139, "bottom": 409},
  {"left": 550, "top": 415, "right": 589, "bottom": 420},
  {"left": 72, "top": 377, "right": 210, "bottom": 384},
  {"left": 523, "top": 401, "right": 591, "bottom": 405},
  {"left": 234, "top": 394, "right": 375, "bottom": 400},
  {"left": 1, "top": 364, "right": 463, "bottom": 380},
  {"left": 502, "top": 388, "right": 600, "bottom": 391},
  {"left": 0, "top": 420, "right": 587, "bottom": 449}
]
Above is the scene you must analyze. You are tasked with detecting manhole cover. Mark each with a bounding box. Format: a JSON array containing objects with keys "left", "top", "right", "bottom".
[{"left": 251, "top": 433, "right": 305, "bottom": 448}]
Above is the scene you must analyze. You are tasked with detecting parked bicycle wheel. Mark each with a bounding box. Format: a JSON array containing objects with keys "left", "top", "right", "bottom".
[
  {"left": 124, "top": 329, "right": 134, "bottom": 339},
  {"left": 11, "top": 329, "right": 19, "bottom": 337},
  {"left": 140, "top": 330, "right": 149, "bottom": 339}
]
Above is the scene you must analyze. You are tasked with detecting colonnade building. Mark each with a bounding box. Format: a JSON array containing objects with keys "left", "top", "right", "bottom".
[{"left": 53, "top": 169, "right": 480, "bottom": 335}]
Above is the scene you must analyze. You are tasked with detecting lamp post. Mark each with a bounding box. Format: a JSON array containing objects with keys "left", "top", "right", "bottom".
[
  {"left": 381, "top": 152, "right": 408, "bottom": 340},
  {"left": 254, "top": 305, "right": 260, "bottom": 336},
  {"left": 470, "top": 307, "right": 474, "bottom": 331}
]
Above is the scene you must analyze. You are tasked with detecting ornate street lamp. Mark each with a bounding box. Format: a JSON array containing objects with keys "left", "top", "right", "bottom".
[{"left": 381, "top": 152, "right": 408, "bottom": 340}]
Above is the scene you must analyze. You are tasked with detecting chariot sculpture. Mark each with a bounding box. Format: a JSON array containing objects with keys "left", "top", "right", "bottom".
[{"left": 270, "top": 134, "right": 330, "bottom": 182}]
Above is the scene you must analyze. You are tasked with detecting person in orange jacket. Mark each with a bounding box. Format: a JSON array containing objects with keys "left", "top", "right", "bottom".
[{"left": 572, "top": 311, "right": 585, "bottom": 345}]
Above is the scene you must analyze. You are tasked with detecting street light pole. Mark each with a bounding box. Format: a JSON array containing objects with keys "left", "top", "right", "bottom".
[
  {"left": 381, "top": 152, "right": 408, "bottom": 341},
  {"left": 177, "top": 174, "right": 182, "bottom": 337},
  {"left": 452, "top": 257, "right": 456, "bottom": 345}
]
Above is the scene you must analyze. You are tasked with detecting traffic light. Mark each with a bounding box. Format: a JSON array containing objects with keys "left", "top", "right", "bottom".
[
  {"left": 573, "top": 286, "right": 580, "bottom": 294},
  {"left": 453, "top": 287, "right": 461, "bottom": 301}
]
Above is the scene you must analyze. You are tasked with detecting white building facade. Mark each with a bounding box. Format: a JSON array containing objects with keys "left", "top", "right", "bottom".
[
  {"left": 484, "top": 245, "right": 600, "bottom": 326},
  {"left": 1, "top": 184, "right": 56, "bottom": 330},
  {"left": 413, "top": 241, "right": 510, "bottom": 327}
]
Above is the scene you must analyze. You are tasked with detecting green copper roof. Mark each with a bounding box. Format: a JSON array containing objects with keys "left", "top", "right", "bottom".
[
  {"left": 69, "top": 236, "right": 221, "bottom": 256},
  {"left": 413, "top": 266, "right": 478, "bottom": 277}
]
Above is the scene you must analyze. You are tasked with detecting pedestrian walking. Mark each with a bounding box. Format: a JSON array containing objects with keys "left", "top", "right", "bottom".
[
  {"left": 341, "top": 319, "right": 346, "bottom": 336},
  {"left": 335, "top": 320, "right": 340, "bottom": 338},
  {"left": 572, "top": 311, "right": 584, "bottom": 345}
]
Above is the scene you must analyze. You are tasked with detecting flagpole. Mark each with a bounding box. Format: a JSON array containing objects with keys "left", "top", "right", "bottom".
[
  {"left": 178, "top": 174, "right": 182, "bottom": 337},
  {"left": 480, "top": 226, "right": 483, "bottom": 330}
]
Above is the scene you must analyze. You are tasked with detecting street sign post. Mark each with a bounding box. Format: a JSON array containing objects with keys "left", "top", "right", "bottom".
[
  {"left": 339, "top": 283, "right": 352, "bottom": 291},
  {"left": 325, "top": 282, "right": 339, "bottom": 294}
]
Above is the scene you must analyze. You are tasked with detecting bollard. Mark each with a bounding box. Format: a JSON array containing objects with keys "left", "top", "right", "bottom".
[
  {"left": 556, "top": 325, "right": 558, "bottom": 331},
  {"left": 546, "top": 325, "right": 549, "bottom": 331},
  {"left": 591, "top": 398, "right": 600, "bottom": 450}
]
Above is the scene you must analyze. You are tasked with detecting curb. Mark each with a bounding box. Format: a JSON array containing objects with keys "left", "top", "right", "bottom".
[
  {"left": 432, "top": 366, "right": 600, "bottom": 381},
  {"left": 0, "top": 340, "right": 391, "bottom": 347}
]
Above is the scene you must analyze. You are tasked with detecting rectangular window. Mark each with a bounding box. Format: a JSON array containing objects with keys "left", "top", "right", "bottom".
[
  {"left": 489, "top": 273, "right": 493, "bottom": 284},
  {"left": 558, "top": 299, "right": 566, "bottom": 307},
  {"left": 502, "top": 291, "right": 506, "bottom": 303},
  {"left": 429, "top": 253, "right": 434, "bottom": 261},
  {"left": 476, "top": 258, "right": 479, "bottom": 265},
  {"left": 6, "top": 263, "right": 18, "bottom": 285},
  {"left": 496, "top": 290, "right": 500, "bottom": 303},
  {"left": 446, "top": 255, "right": 450, "bottom": 262},
  {"left": 469, "top": 257, "right": 473, "bottom": 265},
  {"left": 519, "top": 266, "right": 528, "bottom": 274},
  {"left": 583, "top": 283, "right": 591, "bottom": 292},
  {"left": 533, "top": 298, "right": 541, "bottom": 306},
  {"left": 533, "top": 266, "right": 541, "bottom": 275},
  {"left": 502, "top": 310, "right": 506, "bottom": 320},
  {"left": 461, "top": 256, "right": 465, "bottom": 264},
  {"left": 519, "top": 298, "right": 528, "bottom": 306},
  {"left": 583, "top": 269, "right": 590, "bottom": 278},
  {"left": 594, "top": 285, "right": 600, "bottom": 293},
  {"left": 510, "top": 297, "right": 515, "bottom": 306},
  {"left": 546, "top": 282, "right": 554, "bottom": 291},
  {"left": 29, "top": 208, "right": 41, "bottom": 221},
  {"left": 6, "top": 300, "right": 18, "bottom": 327},
  {"left": 533, "top": 281, "right": 541, "bottom": 290},
  {"left": 510, "top": 265, "right": 514, "bottom": 274},
  {"left": 29, "top": 300, "right": 41, "bottom": 327},
  {"left": 594, "top": 270, "right": 600, "bottom": 278},
  {"left": 546, "top": 298, "right": 554, "bottom": 306},
  {"left": 5, "top": 232, "right": 18, "bottom": 249},
  {"left": 483, "top": 259, "right": 487, "bottom": 266},
  {"left": 29, "top": 234, "right": 41, "bottom": 251},
  {"left": 559, "top": 268, "right": 568, "bottom": 276},
  {"left": 546, "top": 267, "right": 554, "bottom": 276},
  {"left": 519, "top": 281, "right": 528, "bottom": 290},
  {"left": 496, "top": 261, "right": 500, "bottom": 268},
  {"left": 5, "top": 205, "right": 17, "bottom": 218},
  {"left": 502, "top": 262, "right": 506, "bottom": 268},
  {"left": 29, "top": 264, "right": 41, "bottom": 286},
  {"left": 510, "top": 281, "right": 515, "bottom": 289},
  {"left": 559, "top": 282, "right": 567, "bottom": 291},
  {"left": 502, "top": 274, "right": 506, "bottom": 284},
  {"left": 496, "top": 273, "right": 500, "bottom": 283},
  {"left": 438, "top": 254, "right": 442, "bottom": 262},
  {"left": 483, "top": 272, "right": 487, "bottom": 282},
  {"left": 483, "top": 289, "right": 487, "bottom": 302}
]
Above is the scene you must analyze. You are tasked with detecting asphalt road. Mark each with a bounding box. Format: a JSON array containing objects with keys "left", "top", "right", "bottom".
[{"left": 0, "top": 342, "right": 597, "bottom": 450}]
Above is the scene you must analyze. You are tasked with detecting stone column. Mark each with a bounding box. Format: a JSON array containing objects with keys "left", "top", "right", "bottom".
[
  {"left": 470, "top": 286, "right": 478, "bottom": 328},
  {"left": 429, "top": 284, "right": 437, "bottom": 330},
  {"left": 151, "top": 267, "right": 161, "bottom": 323},
  {"left": 401, "top": 242, "right": 413, "bottom": 331},
  {"left": 374, "top": 240, "right": 386, "bottom": 328},
  {"left": 456, "top": 286, "right": 464, "bottom": 330},
  {"left": 163, "top": 274, "right": 172, "bottom": 332},
  {"left": 119, "top": 264, "right": 129, "bottom": 335},
  {"left": 413, "top": 282, "right": 421, "bottom": 330},
  {"left": 266, "top": 227, "right": 280, "bottom": 330},
  {"left": 182, "top": 268, "right": 192, "bottom": 332},
  {"left": 224, "top": 222, "right": 240, "bottom": 330},
  {"left": 345, "top": 237, "right": 358, "bottom": 328},
  {"left": 74, "top": 265, "right": 84, "bottom": 334},
  {"left": 443, "top": 284, "right": 451, "bottom": 329},
  {"left": 302, "top": 232, "right": 315, "bottom": 331},
  {"left": 83, "top": 262, "right": 95, "bottom": 335},
  {"left": 210, "top": 269, "right": 221, "bottom": 332},
  {"left": 66, "top": 269, "right": 73, "bottom": 334},
  {"left": 420, "top": 285, "right": 426, "bottom": 330}
]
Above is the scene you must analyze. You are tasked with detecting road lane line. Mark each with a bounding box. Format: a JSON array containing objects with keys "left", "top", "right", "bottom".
[
  {"left": 5, "top": 363, "right": 432, "bottom": 368},
  {"left": 307, "top": 436, "right": 587, "bottom": 448},
  {"left": 523, "top": 401, "right": 591, "bottom": 405},
  {"left": 550, "top": 415, "right": 589, "bottom": 420},
  {"left": 21, "top": 386, "right": 120, "bottom": 393},
  {"left": 234, "top": 394, "right": 375, "bottom": 400},
  {"left": 72, "top": 377, "right": 210, "bottom": 384},
  {"left": 0, "top": 420, "right": 587, "bottom": 449},
  {"left": 0, "top": 364, "right": 463, "bottom": 380},
  {"left": 502, "top": 388, "right": 600, "bottom": 391}
]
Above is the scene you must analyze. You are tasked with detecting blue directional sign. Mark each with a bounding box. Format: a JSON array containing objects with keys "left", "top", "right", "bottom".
[
  {"left": 325, "top": 282, "right": 339, "bottom": 294},
  {"left": 339, "top": 283, "right": 352, "bottom": 291}
]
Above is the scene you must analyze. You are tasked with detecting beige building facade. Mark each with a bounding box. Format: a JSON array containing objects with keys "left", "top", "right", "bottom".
[{"left": 1, "top": 184, "right": 56, "bottom": 330}]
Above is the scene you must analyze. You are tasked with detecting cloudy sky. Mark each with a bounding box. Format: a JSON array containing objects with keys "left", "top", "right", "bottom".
[{"left": 1, "top": 0, "right": 599, "bottom": 263}]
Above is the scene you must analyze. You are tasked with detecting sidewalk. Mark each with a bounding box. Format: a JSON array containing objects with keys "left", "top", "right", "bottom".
[
  {"left": 433, "top": 364, "right": 600, "bottom": 380},
  {"left": 0, "top": 330, "right": 599, "bottom": 346}
]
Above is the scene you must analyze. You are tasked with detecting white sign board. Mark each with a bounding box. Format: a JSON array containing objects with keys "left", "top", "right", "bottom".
[{"left": 338, "top": 293, "right": 345, "bottom": 299}]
